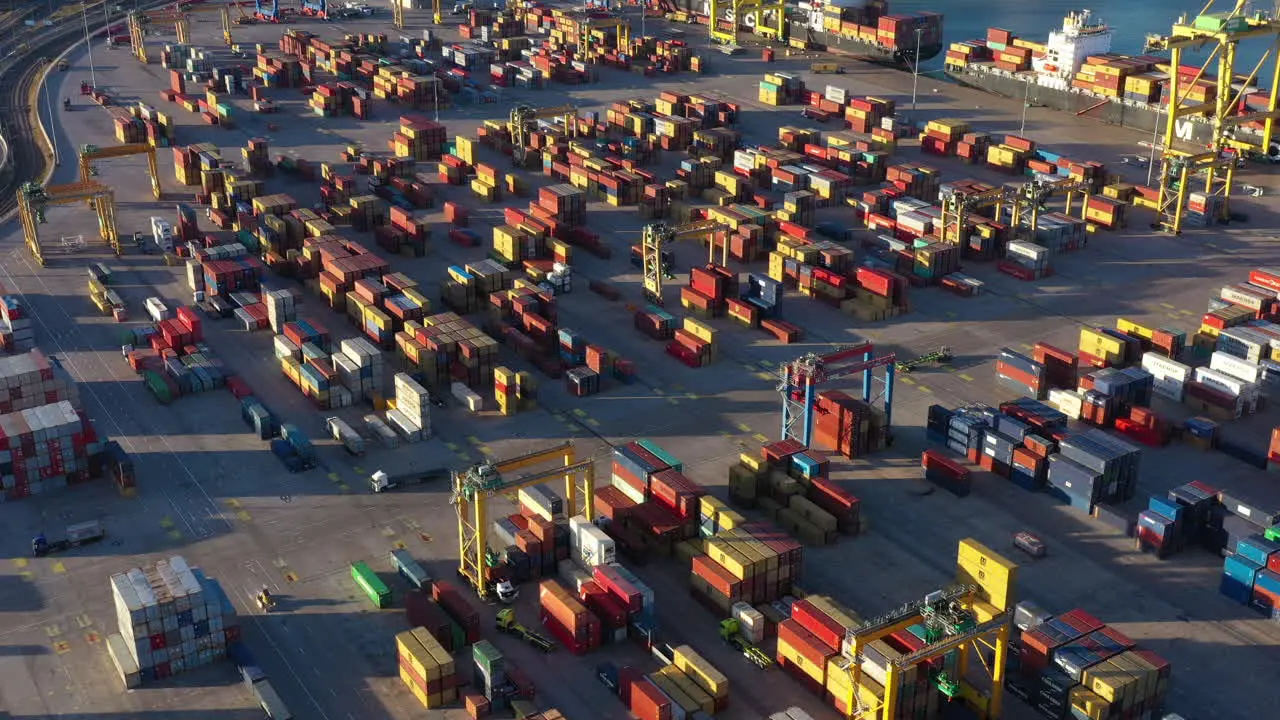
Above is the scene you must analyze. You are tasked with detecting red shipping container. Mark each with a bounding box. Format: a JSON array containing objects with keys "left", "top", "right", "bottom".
[
  {"left": 1249, "top": 268, "right": 1280, "bottom": 293},
  {"left": 583, "top": 586, "right": 629, "bottom": 629},
  {"left": 856, "top": 266, "right": 895, "bottom": 298},
  {"left": 629, "top": 678, "right": 673, "bottom": 720},
  {"left": 405, "top": 590, "right": 457, "bottom": 651},
  {"left": 777, "top": 618, "right": 835, "bottom": 667},
  {"left": 807, "top": 477, "right": 860, "bottom": 532},
  {"left": 431, "top": 580, "right": 481, "bottom": 642},
  {"left": 593, "top": 564, "right": 643, "bottom": 614},
  {"left": 539, "top": 580, "right": 594, "bottom": 639},
  {"left": 595, "top": 485, "right": 637, "bottom": 521},
  {"left": 921, "top": 449, "right": 970, "bottom": 481},
  {"left": 789, "top": 599, "right": 843, "bottom": 653}
]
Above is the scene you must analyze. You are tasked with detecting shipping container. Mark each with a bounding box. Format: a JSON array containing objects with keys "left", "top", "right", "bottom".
[{"left": 351, "top": 561, "right": 392, "bottom": 608}]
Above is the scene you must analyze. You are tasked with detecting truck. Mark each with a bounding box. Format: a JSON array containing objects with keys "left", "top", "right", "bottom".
[
  {"left": 32, "top": 520, "right": 105, "bottom": 557},
  {"left": 279, "top": 423, "right": 317, "bottom": 468},
  {"left": 325, "top": 416, "right": 366, "bottom": 456},
  {"left": 370, "top": 466, "right": 450, "bottom": 493}
]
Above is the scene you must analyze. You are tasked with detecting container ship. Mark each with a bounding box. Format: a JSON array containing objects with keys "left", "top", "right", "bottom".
[
  {"left": 648, "top": 0, "right": 944, "bottom": 68},
  {"left": 943, "top": 11, "right": 1276, "bottom": 150}
]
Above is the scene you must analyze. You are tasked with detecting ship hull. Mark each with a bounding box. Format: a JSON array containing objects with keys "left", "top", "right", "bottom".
[
  {"left": 806, "top": 29, "right": 943, "bottom": 70},
  {"left": 944, "top": 67, "right": 1222, "bottom": 147}
]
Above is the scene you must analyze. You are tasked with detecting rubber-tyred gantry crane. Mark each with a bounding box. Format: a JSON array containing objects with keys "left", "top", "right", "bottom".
[
  {"left": 639, "top": 219, "right": 730, "bottom": 304},
  {"left": 508, "top": 103, "right": 579, "bottom": 167},
  {"left": 17, "top": 181, "right": 121, "bottom": 266},
  {"left": 1143, "top": 0, "right": 1280, "bottom": 234},
  {"left": 779, "top": 343, "right": 897, "bottom": 448},
  {"left": 452, "top": 442, "right": 596, "bottom": 600},
  {"left": 842, "top": 586, "right": 1012, "bottom": 720},
  {"left": 79, "top": 144, "right": 162, "bottom": 202}
]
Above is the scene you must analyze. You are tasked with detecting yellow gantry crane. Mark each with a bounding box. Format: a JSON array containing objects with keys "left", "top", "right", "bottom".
[
  {"left": 938, "top": 178, "right": 1094, "bottom": 245},
  {"left": 17, "top": 181, "right": 121, "bottom": 266},
  {"left": 79, "top": 144, "right": 162, "bottom": 203},
  {"left": 1143, "top": 1, "right": 1280, "bottom": 234},
  {"left": 508, "top": 103, "right": 578, "bottom": 167},
  {"left": 392, "top": 0, "right": 406, "bottom": 28},
  {"left": 640, "top": 219, "right": 729, "bottom": 304},
  {"left": 130, "top": 3, "right": 235, "bottom": 62},
  {"left": 938, "top": 186, "right": 1016, "bottom": 245},
  {"left": 1012, "top": 178, "right": 1095, "bottom": 233},
  {"left": 181, "top": 2, "right": 235, "bottom": 47},
  {"left": 452, "top": 442, "right": 596, "bottom": 600}
]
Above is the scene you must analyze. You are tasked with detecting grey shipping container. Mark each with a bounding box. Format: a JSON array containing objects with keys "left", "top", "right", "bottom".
[{"left": 253, "top": 679, "right": 293, "bottom": 719}]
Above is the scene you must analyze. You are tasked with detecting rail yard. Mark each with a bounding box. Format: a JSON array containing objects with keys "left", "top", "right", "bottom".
[{"left": 0, "top": 3, "right": 1279, "bottom": 720}]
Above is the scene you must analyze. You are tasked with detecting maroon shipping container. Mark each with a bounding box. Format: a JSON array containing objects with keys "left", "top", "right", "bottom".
[
  {"left": 789, "top": 599, "right": 843, "bottom": 653},
  {"left": 431, "top": 580, "right": 481, "bottom": 643},
  {"left": 996, "top": 361, "right": 1044, "bottom": 390},
  {"left": 631, "top": 501, "right": 684, "bottom": 538},
  {"left": 541, "top": 608, "right": 601, "bottom": 655},
  {"left": 405, "top": 590, "right": 457, "bottom": 651},
  {"left": 583, "top": 585, "right": 629, "bottom": 629},
  {"left": 595, "top": 485, "right": 637, "bottom": 521},
  {"left": 539, "top": 580, "right": 594, "bottom": 639},
  {"left": 777, "top": 618, "right": 835, "bottom": 668},
  {"left": 648, "top": 469, "right": 705, "bottom": 519},
  {"left": 921, "top": 449, "right": 970, "bottom": 481},
  {"left": 807, "top": 477, "right": 860, "bottom": 532},
  {"left": 761, "top": 439, "right": 805, "bottom": 464},
  {"left": 629, "top": 677, "right": 673, "bottom": 720},
  {"left": 611, "top": 461, "right": 648, "bottom": 496},
  {"left": 856, "top": 266, "right": 896, "bottom": 299}
]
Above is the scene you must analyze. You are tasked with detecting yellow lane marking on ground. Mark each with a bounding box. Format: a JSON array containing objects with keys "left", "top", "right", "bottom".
[
  {"left": 652, "top": 387, "right": 665, "bottom": 395},
  {"left": 44, "top": 625, "right": 62, "bottom": 638},
  {"left": 85, "top": 631, "right": 101, "bottom": 645},
  {"left": 667, "top": 397, "right": 681, "bottom": 405},
  {"left": 236, "top": 511, "right": 252, "bottom": 522},
  {"left": 444, "top": 442, "right": 460, "bottom": 452},
  {"left": 671, "top": 383, "right": 685, "bottom": 392},
  {"left": 168, "top": 530, "right": 184, "bottom": 541},
  {"left": 476, "top": 444, "right": 490, "bottom": 455},
  {"left": 338, "top": 483, "right": 351, "bottom": 494},
  {"left": 455, "top": 453, "right": 473, "bottom": 464},
  {"left": 758, "top": 360, "right": 775, "bottom": 369},
  {"left": 12, "top": 558, "right": 28, "bottom": 569},
  {"left": 736, "top": 423, "right": 752, "bottom": 433},
  {"left": 19, "top": 571, "right": 34, "bottom": 581},
  {"left": 328, "top": 472, "right": 341, "bottom": 482},
  {"left": 572, "top": 409, "right": 588, "bottom": 418},
  {"left": 52, "top": 562, "right": 66, "bottom": 574},
  {"left": 958, "top": 373, "right": 974, "bottom": 382},
  {"left": 739, "top": 363, "right": 756, "bottom": 372},
  {"left": 225, "top": 499, "right": 242, "bottom": 509},
  {"left": 284, "top": 571, "right": 299, "bottom": 583},
  {"left": 586, "top": 418, "right": 601, "bottom": 427},
  {"left": 719, "top": 430, "right": 733, "bottom": 437},
  {"left": 53, "top": 641, "right": 71, "bottom": 655},
  {"left": 1159, "top": 302, "right": 1176, "bottom": 310},
  {"left": 353, "top": 466, "right": 365, "bottom": 474},
  {"left": 75, "top": 614, "right": 92, "bottom": 629},
  {"left": 466, "top": 436, "right": 482, "bottom": 446},
  {"left": 752, "top": 433, "right": 770, "bottom": 443},
  {"left": 899, "top": 376, "right": 916, "bottom": 385},
  {"left": 1020, "top": 343, "right": 1034, "bottom": 350},
  {"left": 917, "top": 386, "right": 933, "bottom": 394},
  {"left": 382, "top": 526, "right": 397, "bottom": 538},
  {"left": 160, "top": 517, "right": 174, "bottom": 529},
  {"left": 945, "top": 311, "right": 957, "bottom": 319},
  {"left": 392, "top": 540, "right": 407, "bottom": 550},
  {"left": 756, "top": 372, "right": 775, "bottom": 381}
]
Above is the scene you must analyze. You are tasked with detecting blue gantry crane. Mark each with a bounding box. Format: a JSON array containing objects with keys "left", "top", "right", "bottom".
[
  {"left": 254, "top": 0, "right": 280, "bottom": 21},
  {"left": 778, "top": 342, "right": 897, "bottom": 448}
]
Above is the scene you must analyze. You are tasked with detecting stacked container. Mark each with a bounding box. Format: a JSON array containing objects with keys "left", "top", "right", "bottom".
[
  {"left": 0, "top": 349, "right": 80, "bottom": 413},
  {"left": 1, "top": 400, "right": 107, "bottom": 501},
  {"left": 0, "top": 294, "right": 34, "bottom": 352},
  {"left": 390, "top": 372, "right": 431, "bottom": 439},
  {"left": 108, "top": 556, "right": 237, "bottom": 684},
  {"left": 397, "top": 627, "right": 459, "bottom": 709},
  {"left": 997, "top": 348, "right": 1048, "bottom": 399},
  {"left": 538, "top": 579, "right": 601, "bottom": 654},
  {"left": 263, "top": 288, "right": 296, "bottom": 333}
]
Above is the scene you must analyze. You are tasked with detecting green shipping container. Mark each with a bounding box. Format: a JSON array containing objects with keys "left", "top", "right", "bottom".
[
  {"left": 636, "top": 440, "right": 683, "bottom": 472},
  {"left": 142, "top": 370, "right": 172, "bottom": 405},
  {"left": 471, "top": 640, "right": 504, "bottom": 677},
  {"left": 448, "top": 617, "right": 467, "bottom": 651},
  {"left": 350, "top": 561, "right": 392, "bottom": 609}
]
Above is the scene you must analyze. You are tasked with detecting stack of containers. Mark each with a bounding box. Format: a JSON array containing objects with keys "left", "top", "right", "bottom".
[
  {"left": 1220, "top": 534, "right": 1280, "bottom": 613},
  {"left": 1, "top": 400, "right": 107, "bottom": 501},
  {"left": 0, "top": 291, "right": 34, "bottom": 352},
  {"left": 391, "top": 372, "right": 432, "bottom": 439},
  {"left": 997, "top": 348, "right": 1048, "bottom": 399},
  {"left": 108, "top": 556, "right": 237, "bottom": 685},
  {"left": 263, "top": 289, "right": 297, "bottom": 334},
  {"left": 1003, "top": 241, "right": 1052, "bottom": 279},
  {"left": 396, "top": 627, "right": 459, "bottom": 709},
  {"left": 538, "top": 579, "right": 602, "bottom": 654},
  {"left": 1047, "top": 430, "right": 1141, "bottom": 514},
  {"left": 470, "top": 641, "right": 511, "bottom": 711},
  {"left": 921, "top": 449, "right": 972, "bottom": 496},
  {"left": 776, "top": 596, "right": 859, "bottom": 697},
  {"left": 431, "top": 580, "right": 482, "bottom": 644},
  {"left": 0, "top": 349, "right": 80, "bottom": 413},
  {"left": 1032, "top": 343, "right": 1079, "bottom": 389}
]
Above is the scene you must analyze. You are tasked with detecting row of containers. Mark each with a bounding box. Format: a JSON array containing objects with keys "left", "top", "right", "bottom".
[
  {"left": 721, "top": 438, "right": 864, "bottom": 541},
  {"left": 123, "top": 301, "right": 227, "bottom": 406},
  {"left": 1006, "top": 601, "right": 1172, "bottom": 720},
  {"left": 926, "top": 400, "right": 1142, "bottom": 514}
]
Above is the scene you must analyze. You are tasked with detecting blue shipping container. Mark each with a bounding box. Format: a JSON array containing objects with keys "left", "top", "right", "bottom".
[{"left": 1235, "top": 534, "right": 1280, "bottom": 566}]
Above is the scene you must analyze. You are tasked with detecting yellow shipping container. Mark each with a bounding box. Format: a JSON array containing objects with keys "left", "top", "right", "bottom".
[
  {"left": 663, "top": 665, "right": 717, "bottom": 714},
  {"left": 1079, "top": 327, "right": 1125, "bottom": 356},
  {"left": 1116, "top": 317, "right": 1153, "bottom": 339},
  {"left": 650, "top": 668, "right": 700, "bottom": 714},
  {"left": 1081, "top": 658, "right": 1140, "bottom": 704},
  {"left": 699, "top": 495, "right": 728, "bottom": 520},
  {"left": 1069, "top": 686, "right": 1111, "bottom": 720},
  {"left": 957, "top": 557, "right": 1015, "bottom": 609},
  {"left": 682, "top": 317, "right": 717, "bottom": 345},
  {"left": 718, "top": 507, "right": 747, "bottom": 531},
  {"left": 706, "top": 537, "right": 753, "bottom": 578},
  {"left": 777, "top": 635, "right": 827, "bottom": 685}
]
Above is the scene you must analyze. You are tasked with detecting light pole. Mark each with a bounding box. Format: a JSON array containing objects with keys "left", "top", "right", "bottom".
[
  {"left": 82, "top": 5, "right": 97, "bottom": 88},
  {"left": 910, "top": 27, "right": 922, "bottom": 113},
  {"left": 43, "top": 73, "right": 59, "bottom": 164},
  {"left": 433, "top": 78, "right": 439, "bottom": 122},
  {"left": 1019, "top": 81, "right": 1030, "bottom": 135}
]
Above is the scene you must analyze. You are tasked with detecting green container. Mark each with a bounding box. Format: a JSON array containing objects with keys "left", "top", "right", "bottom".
[
  {"left": 142, "top": 370, "right": 172, "bottom": 405},
  {"left": 448, "top": 618, "right": 467, "bottom": 651},
  {"left": 636, "top": 439, "right": 683, "bottom": 472},
  {"left": 350, "top": 561, "right": 391, "bottom": 609},
  {"left": 471, "top": 640, "right": 504, "bottom": 677}
]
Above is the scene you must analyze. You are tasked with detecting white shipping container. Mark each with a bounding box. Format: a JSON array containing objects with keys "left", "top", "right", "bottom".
[
  {"left": 1220, "top": 285, "right": 1269, "bottom": 311},
  {"left": 1047, "top": 388, "right": 1083, "bottom": 419},
  {"left": 1007, "top": 241, "right": 1049, "bottom": 261},
  {"left": 1194, "top": 367, "right": 1252, "bottom": 397},
  {"left": 385, "top": 409, "right": 421, "bottom": 441},
  {"left": 106, "top": 632, "right": 141, "bottom": 689},
  {"left": 1140, "top": 352, "right": 1191, "bottom": 382},
  {"left": 273, "top": 334, "right": 301, "bottom": 361},
  {"left": 575, "top": 525, "right": 616, "bottom": 567},
  {"left": 145, "top": 297, "right": 171, "bottom": 323},
  {"left": 1210, "top": 351, "right": 1262, "bottom": 384},
  {"left": 731, "top": 601, "right": 766, "bottom": 645},
  {"left": 558, "top": 559, "right": 594, "bottom": 593},
  {"left": 612, "top": 475, "right": 646, "bottom": 505}
]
